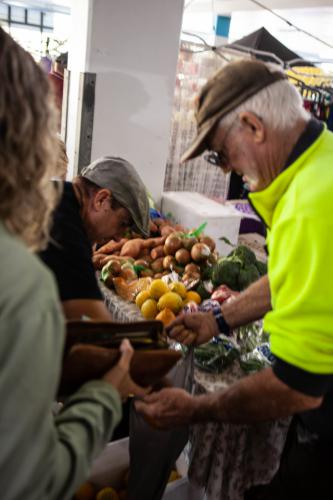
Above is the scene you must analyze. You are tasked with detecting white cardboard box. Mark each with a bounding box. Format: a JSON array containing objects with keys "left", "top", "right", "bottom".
[{"left": 161, "top": 191, "right": 242, "bottom": 257}]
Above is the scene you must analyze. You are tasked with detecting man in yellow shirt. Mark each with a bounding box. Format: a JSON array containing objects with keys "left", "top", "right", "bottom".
[{"left": 136, "top": 60, "right": 333, "bottom": 498}]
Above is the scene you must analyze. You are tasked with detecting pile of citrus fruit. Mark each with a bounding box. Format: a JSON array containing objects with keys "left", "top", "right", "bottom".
[{"left": 135, "top": 279, "right": 201, "bottom": 325}]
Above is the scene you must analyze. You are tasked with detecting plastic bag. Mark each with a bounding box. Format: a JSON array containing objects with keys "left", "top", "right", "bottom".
[{"left": 113, "top": 277, "right": 152, "bottom": 302}]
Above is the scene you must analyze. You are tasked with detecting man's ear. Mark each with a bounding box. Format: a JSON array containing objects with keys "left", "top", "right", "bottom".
[
  {"left": 93, "top": 189, "right": 111, "bottom": 211},
  {"left": 239, "top": 111, "right": 265, "bottom": 143}
]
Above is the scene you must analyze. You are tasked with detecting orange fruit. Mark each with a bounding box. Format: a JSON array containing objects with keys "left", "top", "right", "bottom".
[
  {"left": 157, "top": 292, "right": 183, "bottom": 313},
  {"left": 184, "top": 291, "right": 201, "bottom": 305},
  {"left": 95, "top": 487, "right": 119, "bottom": 500},
  {"left": 74, "top": 481, "right": 96, "bottom": 500},
  {"left": 140, "top": 298, "right": 158, "bottom": 319},
  {"left": 156, "top": 307, "right": 176, "bottom": 326}
]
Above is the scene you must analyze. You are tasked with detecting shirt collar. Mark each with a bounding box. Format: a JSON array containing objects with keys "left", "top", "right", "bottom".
[
  {"left": 249, "top": 119, "right": 326, "bottom": 228},
  {"left": 283, "top": 118, "right": 324, "bottom": 170}
]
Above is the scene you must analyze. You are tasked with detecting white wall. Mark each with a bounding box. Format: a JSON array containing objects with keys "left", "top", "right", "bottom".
[{"left": 66, "top": 0, "right": 184, "bottom": 204}]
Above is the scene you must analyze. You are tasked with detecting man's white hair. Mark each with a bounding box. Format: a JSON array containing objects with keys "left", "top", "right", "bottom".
[{"left": 220, "top": 67, "right": 311, "bottom": 131}]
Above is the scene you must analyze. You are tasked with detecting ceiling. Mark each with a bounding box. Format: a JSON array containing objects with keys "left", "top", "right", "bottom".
[
  {"left": 3, "top": 0, "right": 333, "bottom": 14},
  {"left": 186, "top": 0, "right": 333, "bottom": 13}
]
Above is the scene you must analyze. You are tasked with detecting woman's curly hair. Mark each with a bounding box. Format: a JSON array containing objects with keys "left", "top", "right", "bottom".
[{"left": 0, "top": 27, "right": 59, "bottom": 250}]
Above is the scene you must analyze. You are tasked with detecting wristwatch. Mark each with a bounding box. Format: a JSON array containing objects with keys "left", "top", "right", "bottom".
[{"left": 212, "top": 305, "right": 230, "bottom": 336}]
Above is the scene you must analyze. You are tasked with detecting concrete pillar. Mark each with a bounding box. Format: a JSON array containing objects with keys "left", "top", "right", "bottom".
[{"left": 66, "top": 0, "right": 184, "bottom": 204}]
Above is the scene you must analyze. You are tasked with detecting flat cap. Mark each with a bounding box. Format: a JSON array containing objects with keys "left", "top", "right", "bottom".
[{"left": 81, "top": 156, "right": 150, "bottom": 237}]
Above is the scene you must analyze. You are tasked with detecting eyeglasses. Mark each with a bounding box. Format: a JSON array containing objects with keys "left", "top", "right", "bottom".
[
  {"left": 204, "top": 150, "right": 229, "bottom": 171},
  {"left": 204, "top": 117, "right": 238, "bottom": 173}
]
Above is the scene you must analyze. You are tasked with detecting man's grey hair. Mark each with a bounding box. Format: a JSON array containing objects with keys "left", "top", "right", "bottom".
[{"left": 220, "top": 71, "right": 311, "bottom": 132}]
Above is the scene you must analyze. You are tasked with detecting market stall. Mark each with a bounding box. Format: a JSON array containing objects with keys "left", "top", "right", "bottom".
[{"left": 80, "top": 202, "right": 293, "bottom": 500}]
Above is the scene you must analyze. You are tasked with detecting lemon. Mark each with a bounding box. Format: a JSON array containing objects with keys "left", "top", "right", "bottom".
[
  {"left": 149, "top": 279, "right": 170, "bottom": 300},
  {"left": 184, "top": 291, "right": 201, "bottom": 305},
  {"left": 96, "top": 487, "right": 119, "bottom": 500},
  {"left": 169, "top": 282, "right": 187, "bottom": 299},
  {"left": 141, "top": 298, "right": 158, "bottom": 319},
  {"left": 135, "top": 290, "right": 150, "bottom": 309},
  {"left": 157, "top": 292, "right": 183, "bottom": 313}
]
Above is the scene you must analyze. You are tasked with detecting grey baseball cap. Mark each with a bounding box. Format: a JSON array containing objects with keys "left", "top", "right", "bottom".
[{"left": 81, "top": 156, "right": 150, "bottom": 237}]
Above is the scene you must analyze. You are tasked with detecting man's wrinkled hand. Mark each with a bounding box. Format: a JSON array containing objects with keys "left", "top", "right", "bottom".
[
  {"left": 135, "top": 388, "right": 197, "bottom": 429},
  {"left": 103, "top": 339, "right": 150, "bottom": 400},
  {"left": 166, "top": 311, "right": 219, "bottom": 346}
]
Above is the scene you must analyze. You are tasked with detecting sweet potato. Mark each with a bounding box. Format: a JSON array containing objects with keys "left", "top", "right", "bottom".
[
  {"left": 120, "top": 237, "right": 166, "bottom": 259},
  {"left": 96, "top": 238, "right": 127, "bottom": 255},
  {"left": 151, "top": 245, "right": 165, "bottom": 260}
]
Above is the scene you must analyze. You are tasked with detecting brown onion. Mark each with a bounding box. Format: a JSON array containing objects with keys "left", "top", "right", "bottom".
[
  {"left": 175, "top": 248, "right": 191, "bottom": 265},
  {"left": 191, "top": 243, "right": 211, "bottom": 262},
  {"left": 199, "top": 235, "right": 216, "bottom": 252},
  {"left": 163, "top": 255, "right": 177, "bottom": 270},
  {"left": 182, "top": 236, "right": 198, "bottom": 251},
  {"left": 185, "top": 263, "right": 201, "bottom": 274},
  {"left": 164, "top": 234, "right": 183, "bottom": 255}
]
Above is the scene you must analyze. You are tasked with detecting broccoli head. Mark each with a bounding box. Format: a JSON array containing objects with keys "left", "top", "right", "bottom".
[
  {"left": 212, "top": 258, "right": 241, "bottom": 290},
  {"left": 238, "top": 264, "right": 260, "bottom": 290},
  {"left": 229, "top": 245, "right": 257, "bottom": 267},
  {"left": 255, "top": 260, "right": 267, "bottom": 276}
]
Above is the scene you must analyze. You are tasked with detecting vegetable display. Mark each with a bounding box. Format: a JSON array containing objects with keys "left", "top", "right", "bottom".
[{"left": 95, "top": 216, "right": 267, "bottom": 324}]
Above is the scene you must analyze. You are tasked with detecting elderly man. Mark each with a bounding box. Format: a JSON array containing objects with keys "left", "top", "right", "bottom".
[
  {"left": 40, "top": 156, "right": 150, "bottom": 320},
  {"left": 136, "top": 60, "right": 333, "bottom": 498}
]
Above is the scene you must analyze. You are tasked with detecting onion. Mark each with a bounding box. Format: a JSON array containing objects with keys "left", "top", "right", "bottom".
[
  {"left": 199, "top": 235, "right": 216, "bottom": 252},
  {"left": 191, "top": 243, "right": 211, "bottom": 262},
  {"left": 164, "top": 234, "right": 183, "bottom": 255},
  {"left": 185, "top": 263, "right": 201, "bottom": 274},
  {"left": 175, "top": 248, "right": 191, "bottom": 265},
  {"left": 182, "top": 236, "right": 197, "bottom": 251},
  {"left": 163, "top": 255, "right": 177, "bottom": 270}
]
